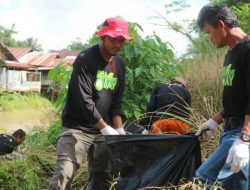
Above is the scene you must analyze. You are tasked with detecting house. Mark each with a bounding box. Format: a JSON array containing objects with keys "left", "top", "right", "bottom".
[
  {"left": 0, "top": 41, "right": 79, "bottom": 93},
  {"left": 0, "top": 42, "right": 41, "bottom": 92}
]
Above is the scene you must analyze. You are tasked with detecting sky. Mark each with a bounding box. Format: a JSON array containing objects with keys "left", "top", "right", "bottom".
[{"left": 0, "top": 0, "right": 208, "bottom": 55}]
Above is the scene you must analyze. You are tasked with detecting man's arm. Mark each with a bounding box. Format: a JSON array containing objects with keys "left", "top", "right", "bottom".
[
  {"left": 195, "top": 109, "right": 224, "bottom": 138},
  {"left": 211, "top": 109, "right": 224, "bottom": 125},
  {"left": 95, "top": 118, "right": 109, "bottom": 130},
  {"left": 112, "top": 115, "right": 123, "bottom": 129},
  {"left": 96, "top": 118, "right": 119, "bottom": 135},
  {"left": 241, "top": 115, "right": 250, "bottom": 134},
  {"left": 72, "top": 54, "right": 102, "bottom": 124},
  {"left": 113, "top": 115, "right": 126, "bottom": 134}
]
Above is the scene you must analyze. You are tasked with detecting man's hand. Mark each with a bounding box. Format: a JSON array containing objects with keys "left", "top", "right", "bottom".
[
  {"left": 195, "top": 118, "right": 219, "bottom": 140},
  {"left": 100, "top": 125, "right": 119, "bottom": 135},
  {"left": 226, "top": 138, "right": 249, "bottom": 173},
  {"left": 116, "top": 128, "right": 126, "bottom": 135}
]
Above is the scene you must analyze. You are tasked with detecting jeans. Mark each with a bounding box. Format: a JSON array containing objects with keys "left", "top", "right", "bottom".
[{"left": 195, "top": 118, "right": 249, "bottom": 190}]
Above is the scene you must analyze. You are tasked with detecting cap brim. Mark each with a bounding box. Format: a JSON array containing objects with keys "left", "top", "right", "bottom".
[{"left": 96, "top": 31, "right": 133, "bottom": 41}]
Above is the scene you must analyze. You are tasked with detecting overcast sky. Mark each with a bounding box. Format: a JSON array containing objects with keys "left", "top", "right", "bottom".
[{"left": 0, "top": 0, "right": 208, "bottom": 54}]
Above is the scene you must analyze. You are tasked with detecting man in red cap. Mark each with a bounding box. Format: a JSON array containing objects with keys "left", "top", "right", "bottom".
[{"left": 48, "top": 17, "right": 132, "bottom": 190}]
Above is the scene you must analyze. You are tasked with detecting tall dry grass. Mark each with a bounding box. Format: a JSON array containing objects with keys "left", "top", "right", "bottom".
[{"left": 183, "top": 53, "right": 225, "bottom": 160}]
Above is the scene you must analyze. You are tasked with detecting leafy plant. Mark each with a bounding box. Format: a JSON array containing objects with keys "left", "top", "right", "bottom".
[
  {"left": 47, "top": 61, "right": 73, "bottom": 113},
  {"left": 120, "top": 22, "right": 176, "bottom": 120}
]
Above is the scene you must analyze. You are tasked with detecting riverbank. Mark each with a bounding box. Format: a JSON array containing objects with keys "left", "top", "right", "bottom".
[
  {"left": 0, "top": 92, "right": 57, "bottom": 133},
  {"left": 0, "top": 108, "right": 56, "bottom": 133}
]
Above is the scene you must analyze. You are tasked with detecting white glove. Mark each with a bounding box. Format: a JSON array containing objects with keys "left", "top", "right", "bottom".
[
  {"left": 100, "top": 125, "right": 119, "bottom": 135},
  {"left": 195, "top": 118, "right": 218, "bottom": 140},
  {"left": 142, "top": 129, "right": 149, "bottom": 134},
  {"left": 116, "top": 128, "right": 126, "bottom": 135},
  {"left": 226, "top": 138, "right": 249, "bottom": 173}
]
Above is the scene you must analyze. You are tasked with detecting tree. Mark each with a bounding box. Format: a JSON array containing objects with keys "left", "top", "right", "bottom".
[
  {"left": 211, "top": 0, "right": 250, "bottom": 34},
  {"left": 0, "top": 24, "right": 43, "bottom": 50},
  {"left": 67, "top": 37, "right": 91, "bottom": 51},
  {"left": 17, "top": 37, "right": 42, "bottom": 51},
  {"left": 0, "top": 24, "right": 17, "bottom": 47}
]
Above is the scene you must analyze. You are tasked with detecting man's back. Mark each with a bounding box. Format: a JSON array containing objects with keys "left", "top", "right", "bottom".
[
  {"left": 0, "top": 134, "right": 18, "bottom": 155},
  {"left": 146, "top": 83, "right": 191, "bottom": 119}
]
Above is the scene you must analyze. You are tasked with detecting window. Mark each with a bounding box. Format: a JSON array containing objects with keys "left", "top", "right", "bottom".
[{"left": 27, "top": 72, "right": 41, "bottom": 82}]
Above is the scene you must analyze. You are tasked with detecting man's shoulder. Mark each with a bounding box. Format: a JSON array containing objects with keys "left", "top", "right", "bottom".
[
  {"left": 0, "top": 134, "right": 14, "bottom": 144},
  {"left": 77, "top": 45, "right": 98, "bottom": 59},
  {"left": 0, "top": 134, "right": 10, "bottom": 139}
]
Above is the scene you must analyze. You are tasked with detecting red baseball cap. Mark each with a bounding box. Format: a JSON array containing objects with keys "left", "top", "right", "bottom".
[{"left": 96, "top": 17, "right": 133, "bottom": 41}]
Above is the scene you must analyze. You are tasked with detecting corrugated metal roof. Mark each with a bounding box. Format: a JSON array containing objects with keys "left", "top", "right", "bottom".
[
  {"left": 8, "top": 47, "right": 32, "bottom": 59},
  {"left": 5, "top": 60, "right": 34, "bottom": 69},
  {"left": 50, "top": 50, "right": 79, "bottom": 58},
  {"left": 19, "top": 51, "right": 58, "bottom": 67},
  {"left": 51, "top": 56, "right": 75, "bottom": 67},
  {"left": 1, "top": 42, "right": 77, "bottom": 70}
]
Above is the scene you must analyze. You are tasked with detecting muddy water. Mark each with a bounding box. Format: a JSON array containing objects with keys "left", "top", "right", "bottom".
[{"left": 0, "top": 109, "right": 56, "bottom": 133}]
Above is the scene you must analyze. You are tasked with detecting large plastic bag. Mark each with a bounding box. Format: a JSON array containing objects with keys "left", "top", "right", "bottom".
[{"left": 105, "top": 134, "right": 201, "bottom": 190}]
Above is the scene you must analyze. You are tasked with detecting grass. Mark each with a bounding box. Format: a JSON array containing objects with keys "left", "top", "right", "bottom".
[{"left": 0, "top": 92, "right": 54, "bottom": 112}]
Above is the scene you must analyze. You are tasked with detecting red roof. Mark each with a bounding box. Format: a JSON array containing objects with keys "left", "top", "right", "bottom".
[{"left": 8, "top": 48, "right": 32, "bottom": 59}]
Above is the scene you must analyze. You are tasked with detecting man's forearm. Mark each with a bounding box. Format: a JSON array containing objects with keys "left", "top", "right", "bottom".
[
  {"left": 242, "top": 115, "right": 250, "bottom": 134},
  {"left": 95, "top": 118, "right": 108, "bottom": 130},
  {"left": 211, "top": 109, "right": 224, "bottom": 124},
  {"left": 112, "top": 115, "right": 123, "bottom": 128}
]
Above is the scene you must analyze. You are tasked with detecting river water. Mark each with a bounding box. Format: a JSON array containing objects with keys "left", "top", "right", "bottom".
[{"left": 0, "top": 109, "right": 56, "bottom": 133}]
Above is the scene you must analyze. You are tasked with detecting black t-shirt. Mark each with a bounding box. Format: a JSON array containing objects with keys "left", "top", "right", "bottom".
[
  {"left": 141, "top": 83, "right": 191, "bottom": 126},
  {"left": 222, "top": 36, "right": 250, "bottom": 118},
  {"left": 62, "top": 44, "right": 126, "bottom": 133},
  {"left": 0, "top": 134, "right": 18, "bottom": 155}
]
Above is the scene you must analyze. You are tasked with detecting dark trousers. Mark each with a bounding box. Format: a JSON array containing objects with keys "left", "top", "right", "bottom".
[{"left": 86, "top": 139, "right": 113, "bottom": 190}]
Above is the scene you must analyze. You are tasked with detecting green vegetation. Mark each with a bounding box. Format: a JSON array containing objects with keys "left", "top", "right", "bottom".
[{"left": 0, "top": 92, "right": 54, "bottom": 112}]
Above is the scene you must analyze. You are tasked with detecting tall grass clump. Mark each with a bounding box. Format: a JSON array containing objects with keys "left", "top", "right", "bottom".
[
  {"left": 184, "top": 54, "right": 224, "bottom": 119},
  {"left": 182, "top": 52, "right": 225, "bottom": 161}
]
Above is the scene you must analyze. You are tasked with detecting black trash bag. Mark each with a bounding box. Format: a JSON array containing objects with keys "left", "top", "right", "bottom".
[{"left": 105, "top": 134, "right": 201, "bottom": 190}]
